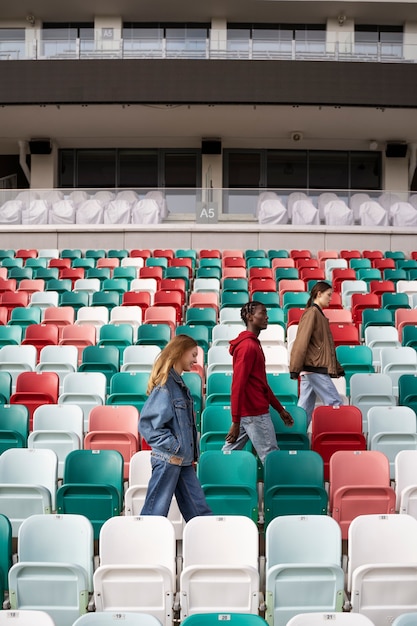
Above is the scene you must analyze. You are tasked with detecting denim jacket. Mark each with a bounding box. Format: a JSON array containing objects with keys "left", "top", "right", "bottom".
[{"left": 138, "top": 368, "right": 198, "bottom": 466}]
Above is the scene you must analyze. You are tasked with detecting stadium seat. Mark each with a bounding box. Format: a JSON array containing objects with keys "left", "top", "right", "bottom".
[
  {"left": 35, "top": 344, "right": 78, "bottom": 391},
  {"left": 78, "top": 344, "right": 120, "bottom": 391},
  {"left": 311, "top": 405, "right": 366, "bottom": 480},
  {"left": 0, "top": 448, "right": 58, "bottom": 536},
  {"left": 93, "top": 515, "right": 176, "bottom": 624},
  {"left": 10, "top": 371, "right": 59, "bottom": 430},
  {"left": 84, "top": 404, "right": 140, "bottom": 479},
  {"left": 106, "top": 370, "right": 148, "bottom": 414},
  {"left": 0, "top": 404, "right": 28, "bottom": 453},
  {"left": 58, "top": 371, "right": 107, "bottom": 432},
  {"left": 197, "top": 450, "right": 258, "bottom": 521},
  {"left": 8, "top": 513, "right": 94, "bottom": 625},
  {"left": 180, "top": 515, "right": 260, "bottom": 620},
  {"left": 59, "top": 324, "right": 97, "bottom": 364},
  {"left": 347, "top": 514, "right": 417, "bottom": 624},
  {"left": 367, "top": 405, "right": 417, "bottom": 479},
  {"left": 329, "top": 450, "right": 396, "bottom": 539},
  {"left": 264, "top": 450, "right": 328, "bottom": 527},
  {"left": 121, "top": 344, "right": 161, "bottom": 373},
  {"left": 350, "top": 372, "right": 396, "bottom": 434},
  {"left": 21, "top": 323, "right": 59, "bottom": 360},
  {"left": 265, "top": 515, "right": 344, "bottom": 626},
  {"left": 380, "top": 345, "right": 417, "bottom": 396},
  {"left": 56, "top": 449, "right": 124, "bottom": 539}
]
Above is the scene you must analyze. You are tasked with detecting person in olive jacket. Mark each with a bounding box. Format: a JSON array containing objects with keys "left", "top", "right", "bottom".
[{"left": 289, "top": 281, "right": 344, "bottom": 426}]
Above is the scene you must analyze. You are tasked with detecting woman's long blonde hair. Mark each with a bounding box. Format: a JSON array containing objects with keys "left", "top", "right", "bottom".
[{"left": 147, "top": 334, "right": 198, "bottom": 394}]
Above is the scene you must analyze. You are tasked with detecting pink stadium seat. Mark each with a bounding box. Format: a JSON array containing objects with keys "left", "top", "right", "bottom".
[
  {"left": 84, "top": 405, "right": 140, "bottom": 479},
  {"left": 59, "top": 324, "right": 96, "bottom": 364},
  {"left": 329, "top": 450, "right": 396, "bottom": 539},
  {"left": 144, "top": 305, "right": 177, "bottom": 335},
  {"left": 395, "top": 309, "right": 417, "bottom": 342},
  {"left": 42, "top": 306, "right": 75, "bottom": 339}
]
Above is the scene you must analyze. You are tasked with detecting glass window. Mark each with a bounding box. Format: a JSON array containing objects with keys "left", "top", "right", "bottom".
[
  {"left": 119, "top": 150, "right": 158, "bottom": 187},
  {"left": 355, "top": 25, "right": 402, "bottom": 57},
  {"left": 166, "top": 27, "right": 207, "bottom": 58},
  {"left": 41, "top": 27, "right": 77, "bottom": 58},
  {"left": 122, "top": 27, "right": 163, "bottom": 55},
  {"left": 76, "top": 150, "right": 116, "bottom": 188},
  {"left": 59, "top": 150, "right": 75, "bottom": 188},
  {"left": 266, "top": 151, "right": 308, "bottom": 189},
  {"left": 350, "top": 152, "right": 381, "bottom": 190},
  {"left": 227, "top": 29, "right": 250, "bottom": 55},
  {"left": 295, "top": 26, "right": 326, "bottom": 55},
  {"left": 164, "top": 152, "right": 199, "bottom": 188},
  {"left": 309, "top": 151, "right": 349, "bottom": 189},
  {"left": 227, "top": 152, "right": 261, "bottom": 188},
  {"left": 0, "top": 28, "right": 25, "bottom": 60}
]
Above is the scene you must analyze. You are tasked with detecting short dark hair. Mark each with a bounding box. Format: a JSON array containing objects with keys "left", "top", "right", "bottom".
[{"left": 240, "top": 300, "right": 264, "bottom": 325}]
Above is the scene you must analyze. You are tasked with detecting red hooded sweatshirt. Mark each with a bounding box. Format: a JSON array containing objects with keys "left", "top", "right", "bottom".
[{"left": 229, "top": 330, "right": 284, "bottom": 423}]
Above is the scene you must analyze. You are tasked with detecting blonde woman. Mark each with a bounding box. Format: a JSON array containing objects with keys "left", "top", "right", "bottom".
[{"left": 139, "top": 334, "right": 211, "bottom": 520}]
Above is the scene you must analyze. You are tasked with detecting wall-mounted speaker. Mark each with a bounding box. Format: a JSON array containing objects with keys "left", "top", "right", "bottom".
[
  {"left": 385, "top": 142, "right": 408, "bottom": 158},
  {"left": 29, "top": 140, "right": 52, "bottom": 155},
  {"left": 201, "top": 140, "right": 222, "bottom": 155}
]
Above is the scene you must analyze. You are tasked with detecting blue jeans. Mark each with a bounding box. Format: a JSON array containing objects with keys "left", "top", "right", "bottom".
[
  {"left": 221, "top": 412, "right": 278, "bottom": 464},
  {"left": 141, "top": 456, "right": 212, "bottom": 522},
  {"left": 298, "top": 373, "right": 342, "bottom": 426}
]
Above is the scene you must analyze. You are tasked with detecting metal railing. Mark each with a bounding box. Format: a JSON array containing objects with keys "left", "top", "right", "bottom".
[
  {"left": 0, "top": 187, "right": 415, "bottom": 227},
  {"left": 0, "top": 36, "right": 412, "bottom": 64}
]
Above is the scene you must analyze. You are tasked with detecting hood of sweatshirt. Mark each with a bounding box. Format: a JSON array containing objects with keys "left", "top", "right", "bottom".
[{"left": 229, "top": 330, "right": 259, "bottom": 355}]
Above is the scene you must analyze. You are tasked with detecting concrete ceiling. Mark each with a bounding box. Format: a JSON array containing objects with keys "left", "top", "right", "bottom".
[
  {"left": 0, "top": 103, "right": 415, "bottom": 153},
  {"left": 4, "top": 0, "right": 416, "bottom": 25}
]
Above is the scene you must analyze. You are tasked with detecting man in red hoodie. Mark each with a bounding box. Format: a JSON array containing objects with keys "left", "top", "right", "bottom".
[{"left": 222, "top": 300, "right": 294, "bottom": 464}]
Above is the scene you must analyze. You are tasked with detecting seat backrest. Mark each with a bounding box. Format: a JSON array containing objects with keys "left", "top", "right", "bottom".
[
  {"left": 60, "top": 372, "right": 107, "bottom": 400},
  {"left": 197, "top": 450, "right": 257, "bottom": 489},
  {"left": 17, "top": 513, "right": 94, "bottom": 590},
  {"left": 368, "top": 405, "right": 417, "bottom": 440},
  {"left": 264, "top": 449, "right": 325, "bottom": 486},
  {"left": 266, "top": 514, "right": 342, "bottom": 566},
  {"left": 37, "top": 344, "right": 79, "bottom": 369},
  {"left": 98, "top": 515, "right": 175, "bottom": 573},
  {"left": 14, "top": 371, "right": 59, "bottom": 399},
  {"left": 347, "top": 513, "right": 417, "bottom": 592},
  {"left": 350, "top": 372, "right": 394, "bottom": 402},
  {"left": 0, "top": 344, "right": 37, "bottom": 368},
  {"left": 63, "top": 449, "right": 124, "bottom": 501},
  {"left": 128, "top": 450, "right": 152, "bottom": 486},
  {"left": 122, "top": 344, "right": 161, "bottom": 369},
  {"left": 32, "top": 403, "right": 84, "bottom": 442},
  {"left": 329, "top": 450, "right": 390, "bottom": 508},
  {"left": 312, "top": 405, "right": 363, "bottom": 438},
  {"left": 182, "top": 515, "right": 258, "bottom": 569},
  {"left": 0, "top": 448, "right": 57, "bottom": 508},
  {"left": 88, "top": 404, "right": 139, "bottom": 437}
]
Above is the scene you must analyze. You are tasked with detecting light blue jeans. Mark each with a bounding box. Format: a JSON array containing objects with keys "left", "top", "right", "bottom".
[
  {"left": 221, "top": 412, "right": 278, "bottom": 464},
  {"left": 141, "top": 456, "right": 212, "bottom": 522},
  {"left": 298, "top": 372, "right": 342, "bottom": 426}
]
